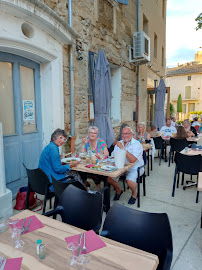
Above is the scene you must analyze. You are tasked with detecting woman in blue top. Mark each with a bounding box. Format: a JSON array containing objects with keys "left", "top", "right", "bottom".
[{"left": 38, "top": 128, "right": 83, "bottom": 191}]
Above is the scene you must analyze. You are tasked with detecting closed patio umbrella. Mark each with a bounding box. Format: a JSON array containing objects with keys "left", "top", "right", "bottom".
[
  {"left": 154, "top": 79, "right": 166, "bottom": 130},
  {"left": 93, "top": 50, "right": 114, "bottom": 147}
]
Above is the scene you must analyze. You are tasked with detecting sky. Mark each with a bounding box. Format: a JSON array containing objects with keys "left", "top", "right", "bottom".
[{"left": 166, "top": 0, "right": 202, "bottom": 68}]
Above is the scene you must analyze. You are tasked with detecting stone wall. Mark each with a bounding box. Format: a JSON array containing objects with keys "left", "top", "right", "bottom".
[{"left": 39, "top": 0, "right": 166, "bottom": 147}]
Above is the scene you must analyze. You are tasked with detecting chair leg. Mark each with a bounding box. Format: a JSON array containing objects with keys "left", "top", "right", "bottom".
[
  {"left": 137, "top": 175, "right": 140, "bottom": 208},
  {"left": 168, "top": 150, "right": 172, "bottom": 167},
  {"left": 150, "top": 154, "right": 153, "bottom": 171},
  {"left": 172, "top": 167, "right": 178, "bottom": 197},
  {"left": 196, "top": 191, "right": 199, "bottom": 203},
  {"left": 50, "top": 197, "right": 52, "bottom": 209},
  {"left": 181, "top": 173, "right": 184, "bottom": 185},
  {"left": 143, "top": 174, "right": 146, "bottom": 196},
  {"left": 159, "top": 148, "right": 162, "bottom": 166},
  {"left": 123, "top": 178, "right": 126, "bottom": 192},
  {"left": 177, "top": 172, "right": 180, "bottom": 188}
]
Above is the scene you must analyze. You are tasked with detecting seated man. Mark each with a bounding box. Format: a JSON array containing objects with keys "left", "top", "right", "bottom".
[
  {"left": 108, "top": 126, "right": 144, "bottom": 205},
  {"left": 160, "top": 118, "right": 177, "bottom": 137}
]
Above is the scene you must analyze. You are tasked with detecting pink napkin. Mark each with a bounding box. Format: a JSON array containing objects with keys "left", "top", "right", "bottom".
[
  {"left": 9, "top": 215, "right": 44, "bottom": 234},
  {"left": 4, "top": 257, "right": 23, "bottom": 270},
  {"left": 65, "top": 230, "right": 106, "bottom": 255}
]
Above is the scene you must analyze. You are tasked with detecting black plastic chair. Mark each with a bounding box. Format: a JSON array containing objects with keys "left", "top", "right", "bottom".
[
  {"left": 51, "top": 175, "right": 86, "bottom": 207},
  {"left": 101, "top": 203, "right": 173, "bottom": 270},
  {"left": 43, "top": 184, "right": 103, "bottom": 233},
  {"left": 24, "top": 166, "right": 55, "bottom": 214},
  {"left": 168, "top": 138, "right": 189, "bottom": 167},
  {"left": 172, "top": 152, "right": 201, "bottom": 197},
  {"left": 153, "top": 137, "right": 164, "bottom": 165}
]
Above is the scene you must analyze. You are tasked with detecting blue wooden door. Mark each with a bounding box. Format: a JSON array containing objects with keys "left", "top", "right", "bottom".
[{"left": 0, "top": 52, "right": 42, "bottom": 197}]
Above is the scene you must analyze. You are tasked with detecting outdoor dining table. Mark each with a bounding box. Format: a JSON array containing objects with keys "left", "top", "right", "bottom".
[
  {"left": 0, "top": 210, "right": 159, "bottom": 270},
  {"left": 180, "top": 148, "right": 202, "bottom": 156},
  {"left": 71, "top": 162, "right": 134, "bottom": 213}
]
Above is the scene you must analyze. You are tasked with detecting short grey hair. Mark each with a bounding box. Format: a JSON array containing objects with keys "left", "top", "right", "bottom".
[
  {"left": 122, "top": 126, "right": 134, "bottom": 134},
  {"left": 137, "top": 122, "right": 146, "bottom": 128},
  {"left": 50, "top": 128, "right": 68, "bottom": 142},
  {"left": 88, "top": 126, "right": 99, "bottom": 133}
]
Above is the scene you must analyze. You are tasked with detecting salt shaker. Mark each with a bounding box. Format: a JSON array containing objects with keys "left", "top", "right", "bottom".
[{"left": 38, "top": 243, "right": 46, "bottom": 259}]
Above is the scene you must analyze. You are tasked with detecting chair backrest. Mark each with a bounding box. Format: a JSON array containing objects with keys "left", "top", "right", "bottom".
[
  {"left": 153, "top": 136, "right": 164, "bottom": 149},
  {"left": 143, "top": 150, "right": 147, "bottom": 165},
  {"left": 194, "top": 125, "right": 199, "bottom": 132},
  {"left": 101, "top": 203, "right": 173, "bottom": 270},
  {"left": 59, "top": 185, "right": 103, "bottom": 232},
  {"left": 25, "top": 166, "right": 50, "bottom": 195},
  {"left": 174, "top": 151, "right": 201, "bottom": 175},
  {"left": 170, "top": 138, "right": 189, "bottom": 152},
  {"left": 51, "top": 175, "right": 86, "bottom": 200}
]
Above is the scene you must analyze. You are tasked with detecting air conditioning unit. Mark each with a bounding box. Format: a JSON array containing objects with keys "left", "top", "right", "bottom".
[{"left": 129, "top": 31, "right": 150, "bottom": 64}]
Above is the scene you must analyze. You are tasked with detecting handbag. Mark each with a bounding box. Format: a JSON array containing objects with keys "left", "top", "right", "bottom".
[{"left": 14, "top": 187, "right": 37, "bottom": 211}]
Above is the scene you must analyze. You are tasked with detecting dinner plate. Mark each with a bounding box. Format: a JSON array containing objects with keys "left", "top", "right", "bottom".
[{"left": 61, "top": 157, "right": 81, "bottom": 163}]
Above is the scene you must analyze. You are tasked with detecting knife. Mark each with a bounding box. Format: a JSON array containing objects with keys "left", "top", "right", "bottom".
[
  {"left": 21, "top": 217, "right": 27, "bottom": 234},
  {"left": 0, "top": 259, "right": 7, "bottom": 270},
  {"left": 76, "top": 233, "right": 83, "bottom": 256}
]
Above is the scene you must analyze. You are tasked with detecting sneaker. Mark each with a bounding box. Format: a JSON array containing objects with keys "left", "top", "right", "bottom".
[
  {"left": 113, "top": 190, "right": 123, "bottom": 201},
  {"left": 128, "top": 196, "right": 136, "bottom": 205}
]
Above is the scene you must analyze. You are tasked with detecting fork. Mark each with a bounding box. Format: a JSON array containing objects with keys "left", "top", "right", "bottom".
[
  {"left": 82, "top": 233, "right": 87, "bottom": 253},
  {"left": 23, "top": 218, "right": 32, "bottom": 233},
  {"left": 21, "top": 217, "right": 27, "bottom": 234}
]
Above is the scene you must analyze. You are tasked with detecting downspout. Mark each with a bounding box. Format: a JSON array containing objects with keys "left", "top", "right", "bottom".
[
  {"left": 136, "top": 0, "right": 139, "bottom": 128},
  {"left": 68, "top": 0, "right": 75, "bottom": 152}
]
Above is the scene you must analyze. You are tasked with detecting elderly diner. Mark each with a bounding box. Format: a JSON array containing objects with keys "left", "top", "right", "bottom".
[
  {"left": 135, "top": 122, "right": 151, "bottom": 142},
  {"left": 108, "top": 126, "right": 144, "bottom": 205},
  {"left": 183, "top": 119, "right": 197, "bottom": 137},
  {"left": 38, "top": 128, "right": 84, "bottom": 191}
]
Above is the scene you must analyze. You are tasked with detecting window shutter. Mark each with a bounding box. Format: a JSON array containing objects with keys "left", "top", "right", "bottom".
[{"left": 116, "top": 0, "right": 129, "bottom": 4}]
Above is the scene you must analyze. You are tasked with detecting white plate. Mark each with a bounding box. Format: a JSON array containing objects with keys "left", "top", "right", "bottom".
[
  {"left": 61, "top": 157, "right": 81, "bottom": 163},
  {"left": 100, "top": 165, "right": 117, "bottom": 172}
]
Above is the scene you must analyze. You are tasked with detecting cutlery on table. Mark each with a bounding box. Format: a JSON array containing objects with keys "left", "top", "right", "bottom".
[
  {"left": 23, "top": 218, "right": 32, "bottom": 233},
  {"left": 76, "top": 233, "right": 83, "bottom": 256},
  {"left": 21, "top": 217, "right": 27, "bottom": 234},
  {"left": 0, "top": 258, "right": 7, "bottom": 270},
  {"left": 82, "top": 233, "right": 87, "bottom": 253}
]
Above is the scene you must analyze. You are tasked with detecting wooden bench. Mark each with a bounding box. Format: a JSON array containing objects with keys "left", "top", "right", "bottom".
[{"left": 197, "top": 172, "right": 202, "bottom": 228}]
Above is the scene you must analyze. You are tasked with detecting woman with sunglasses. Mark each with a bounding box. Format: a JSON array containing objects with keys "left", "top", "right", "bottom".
[{"left": 39, "top": 128, "right": 83, "bottom": 191}]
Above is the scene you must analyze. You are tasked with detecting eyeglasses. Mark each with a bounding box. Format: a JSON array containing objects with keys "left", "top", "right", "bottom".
[
  {"left": 122, "top": 133, "right": 132, "bottom": 136},
  {"left": 59, "top": 136, "right": 67, "bottom": 142},
  {"left": 89, "top": 132, "right": 98, "bottom": 135}
]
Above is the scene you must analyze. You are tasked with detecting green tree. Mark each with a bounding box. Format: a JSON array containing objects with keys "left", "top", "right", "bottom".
[
  {"left": 177, "top": 94, "right": 182, "bottom": 112},
  {"left": 195, "top": 13, "right": 202, "bottom": 30},
  {"left": 170, "top": 103, "right": 175, "bottom": 116}
]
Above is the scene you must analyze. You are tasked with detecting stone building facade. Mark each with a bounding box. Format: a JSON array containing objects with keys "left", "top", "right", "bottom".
[
  {"left": 0, "top": 0, "right": 166, "bottom": 199},
  {"left": 41, "top": 0, "right": 167, "bottom": 147}
]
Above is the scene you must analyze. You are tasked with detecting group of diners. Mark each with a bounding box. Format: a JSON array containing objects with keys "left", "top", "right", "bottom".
[
  {"left": 38, "top": 125, "right": 145, "bottom": 206},
  {"left": 149, "top": 118, "right": 198, "bottom": 139}
]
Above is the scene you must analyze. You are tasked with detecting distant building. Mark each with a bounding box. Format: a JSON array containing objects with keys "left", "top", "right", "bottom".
[{"left": 166, "top": 51, "right": 202, "bottom": 120}]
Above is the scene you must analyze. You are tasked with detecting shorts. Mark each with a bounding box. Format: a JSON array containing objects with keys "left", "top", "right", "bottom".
[{"left": 112, "top": 167, "right": 144, "bottom": 183}]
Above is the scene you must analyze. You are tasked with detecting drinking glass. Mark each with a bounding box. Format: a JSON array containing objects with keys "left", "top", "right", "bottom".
[
  {"left": 11, "top": 227, "right": 24, "bottom": 250},
  {"left": 8, "top": 218, "right": 19, "bottom": 233},
  {"left": 77, "top": 254, "right": 91, "bottom": 270},
  {"left": 99, "top": 150, "right": 105, "bottom": 165},
  {"left": 66, "top": 242, "right": 79, "bottom": 267}
]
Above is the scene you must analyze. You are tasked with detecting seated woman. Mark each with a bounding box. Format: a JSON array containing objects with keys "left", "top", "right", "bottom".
[
  {"left": 135, "top": 122, "right": 151, "bottom": 142},
  {"left": 81, "top": 126, "right": 109, "bottom": 190},
  {"left": 176, "top": 126, "right": 188, "bottom": 139},
  {"left": 183, "top": 119, "right": 197, "bottom": 137},
  {"left": 38, "top": 128, "right": 84, "bottom": 191},
  {"left": 149, "top": 125, "right": 158, "bottom": 138}
]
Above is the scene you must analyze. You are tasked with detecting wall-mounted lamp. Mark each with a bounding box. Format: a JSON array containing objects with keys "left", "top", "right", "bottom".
[{"left": 76, "top": 41, "right": 83, "bottom": 61}]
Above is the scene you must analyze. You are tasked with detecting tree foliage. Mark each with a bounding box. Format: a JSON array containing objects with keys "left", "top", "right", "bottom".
[
  {"left": 177, "top": 94, "right": 182, "bottom": 112},
  {"left": 170, "top": 103, "right": 175, "bottom": 116},
  {"left": 195, "top": 13, "right": 202, "bottom": 31}
]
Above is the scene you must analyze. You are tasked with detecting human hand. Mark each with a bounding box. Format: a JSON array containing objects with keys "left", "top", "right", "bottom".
[
  {"left": 116, "top": 141, "right": 123, "bottom": 149},
  {"left": 69, "top": 161, "right": 79, "bottom": 168},
  {"left": 82, "top": 137, "right": 88, "bottom": 145}
]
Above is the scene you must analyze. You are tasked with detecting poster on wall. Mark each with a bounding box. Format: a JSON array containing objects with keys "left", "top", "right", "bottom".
[{"left": 23, "top": 100, "right": 35, "bottom": 125}]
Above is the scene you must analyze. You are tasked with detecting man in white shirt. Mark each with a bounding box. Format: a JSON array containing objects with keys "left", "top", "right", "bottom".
[
  {"left": 160, "top": 118, "right": 177, "bottom": 137},
  {"left": 108, "top": 126, "right": 144, "bottom": 205}
]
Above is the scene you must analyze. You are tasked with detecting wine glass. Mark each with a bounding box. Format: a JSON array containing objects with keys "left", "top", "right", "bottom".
[
  {"left": 8, "top": 218, "right": 19, "bottom": 233},
  {"left": 66, "top": 242, "right": 79, "bottom": 267},
  {"left": 77, "top": 254, "right": 91, "bottom": 270},
  {"left": 99, "top": 150, "right": 105, "bottom": 165}
]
